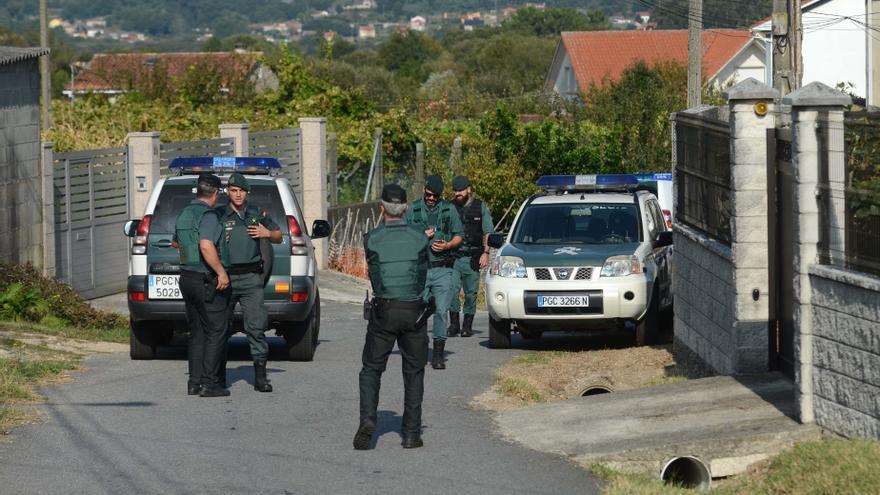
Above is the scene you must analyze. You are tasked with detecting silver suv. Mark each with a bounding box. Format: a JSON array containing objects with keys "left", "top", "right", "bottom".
[{"left": 123, "top": 157, "right": 330, "bottom": 361}]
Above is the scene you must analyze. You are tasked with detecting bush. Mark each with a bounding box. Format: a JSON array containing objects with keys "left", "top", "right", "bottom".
[{"left": 0, "top": 263, "right": 126, "bottom": 330}]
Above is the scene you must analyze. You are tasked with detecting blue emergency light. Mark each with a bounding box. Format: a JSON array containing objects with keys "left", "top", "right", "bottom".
[
  {"left": 536, "top": 174, "right": 640, "bottom": 192},
  {"left": 168, "top": 156, "right": 282, "bottom": 175}
]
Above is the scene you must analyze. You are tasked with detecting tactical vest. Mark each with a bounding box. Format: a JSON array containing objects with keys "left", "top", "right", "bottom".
[
  {"left": 457, "top": 199, "right": 484, "bottom": 248},
  {"left": 219, "top": 205, "right": 262, "bottom": 266},
  {"left": 411, "top": 200, "right": 455, "bottom": 243},
  {"left": 365, "top": 223, "right": 429, "bottom": 300},
  {"left": 175, "top": 203, "right": 222, "bottom": 270}
]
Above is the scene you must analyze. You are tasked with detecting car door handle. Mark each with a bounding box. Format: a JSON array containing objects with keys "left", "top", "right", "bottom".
[{"left": 152, "top": 240, "right": 173, "bottom": 248}]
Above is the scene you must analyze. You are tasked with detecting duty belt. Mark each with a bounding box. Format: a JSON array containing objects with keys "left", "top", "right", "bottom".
[
  {"left": 227, "top": 261, "right": 262, "bottom": 275},
  {"left": 430, "top": 258, "right": 455, "bottom": 268},
  {"left": 373, "top": 297, "right": 425, "bottom": 310}
]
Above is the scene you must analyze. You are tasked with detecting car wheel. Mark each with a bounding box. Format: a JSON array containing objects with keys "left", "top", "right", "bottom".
[
  {"left": 635, "top": 289, "right": 660, "bottom": 347},
  {"left": 488, "top": 315, "right": 512, "bottom": 349},
  {"left": 130, "top": 319, "right": 156, "bottom": 360},
  {"left": 284, "top": 291, "right": 319, "bottom": 361}
]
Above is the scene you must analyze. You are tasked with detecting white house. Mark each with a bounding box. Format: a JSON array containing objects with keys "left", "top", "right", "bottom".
[
  {"left": 410, "top": 16, "right": 427, "bottom": 32},
  {"left": 752, "top": 0, "right": 874, "bottom": 104}
]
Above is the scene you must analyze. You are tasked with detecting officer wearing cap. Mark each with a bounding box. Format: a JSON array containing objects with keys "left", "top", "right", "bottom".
[
  {"left": 216, "top": 172, "right": 282, "bottom": 393},
  {"left": 448, "top": 175, "right": 493, "bottom": 338},
  {"left": 354, "top": 183, "right": 431, "bottom": 450},
  {"left": 404, "top": 175, "right": 463, "bottom": 370},
  {"left": 175, "top": 173, "right": 232, "bottom": 397}
]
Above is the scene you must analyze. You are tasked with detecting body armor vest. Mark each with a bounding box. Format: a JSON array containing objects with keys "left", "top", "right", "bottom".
[
  {"left": 457, "top": 199, "right": 484, "bottom": 249},
  {"left": 175, "top": 203, "right": 222, "bottom": 270},
  {"left": 220, "top": 205, "right": 262, "bottom": 266},
  {"left": 364, "top": 223, "right": 429, "bottom": 300},
  {"left": 411, "top": 201, "right": 454, "bottom": 243}
]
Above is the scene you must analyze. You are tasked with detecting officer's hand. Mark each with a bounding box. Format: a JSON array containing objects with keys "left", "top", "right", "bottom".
[
  {"left": 247, "top": 224, "right": 269, "bottom": 239},
  {"left": 431, "top": 240, "right": 446, "bottom": 252},
  {"left": 479, "top": 252, "right": 489, "bottom": 269},
  {"left": 424, "top": 227, "right": 435, "bottom": 239},
  {"left": 217, "top": 272, "right": 230, "bottom": 291}
]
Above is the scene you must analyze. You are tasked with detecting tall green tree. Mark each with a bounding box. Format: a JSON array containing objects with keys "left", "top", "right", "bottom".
[
  {"left": 503, "top": 7, "right": 609, "bottom": 36},
  {"left": 378, "top": 31, "right": 442, "bottom": 87}
]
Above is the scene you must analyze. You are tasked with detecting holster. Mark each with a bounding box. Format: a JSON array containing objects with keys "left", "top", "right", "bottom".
[
  {"left": 363, "top": 291, "right": 373, "bottom": 321},
  {"left": 414, "top": 296, "right": 436, "bottom": 328}
]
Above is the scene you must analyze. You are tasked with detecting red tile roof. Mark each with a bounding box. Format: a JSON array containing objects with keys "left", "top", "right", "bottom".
[
  {"left": 560, "top": 30, "right": 753, "bottom": 93},
  {"left": 68, "top": 52, "right": 262, "bottom": 92}
]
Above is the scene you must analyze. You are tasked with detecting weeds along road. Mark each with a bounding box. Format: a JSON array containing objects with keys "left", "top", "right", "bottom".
[{"left": 0, "top": 300, "right": 599, "bottom": 495}]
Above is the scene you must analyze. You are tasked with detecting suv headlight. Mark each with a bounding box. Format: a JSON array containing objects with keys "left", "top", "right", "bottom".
[
  {"left": 600, "top": 255, "right": 642, "bottom": 277},
  {"left": 491, "top": 256, "right": 527, "bottom": 278}
]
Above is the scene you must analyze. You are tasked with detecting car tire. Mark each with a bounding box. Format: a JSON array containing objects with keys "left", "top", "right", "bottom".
[
  {"left": 130, "top": 319, "right": 156, "bottom": 360},
  {"left": 284, "top": 290, "right": 320, "bottom": 362},
  {"left": 488, "top": 315, "right": 512, "bottom": 349},
  {"left": 635, "top": 289, "right": 660, "bottom": 347}
]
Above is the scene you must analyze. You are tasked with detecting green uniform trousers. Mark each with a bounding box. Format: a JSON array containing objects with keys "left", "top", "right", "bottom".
[
  {"left": 450, "top": 256, "right": 480, "bottom": 315},
  {"left": 181, "top": 270, "right": 231, "bottom": 388},
  {"left": 425, "top": 266, "right": 453, "bottom": 341},
  {"left": 228, "top": 271, "right": 269, "bottom": 362},
  {"left": 358, "top": 300, "right": 429, "bottom": 436}
]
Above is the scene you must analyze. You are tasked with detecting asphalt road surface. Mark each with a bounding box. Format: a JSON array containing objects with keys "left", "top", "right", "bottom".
[{"left": 0, "top": 300, "right": 600, "bottom": 495}]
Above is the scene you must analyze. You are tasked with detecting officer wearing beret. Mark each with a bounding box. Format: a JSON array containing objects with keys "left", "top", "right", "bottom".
[
  {"left": 175, "top": 173, "right": 231, "bottom": 397},
  {"left": 217, "top": 172, "right": 282, "bottom": 393},
  {"left": 448, "top": 176, "right": 493, "bottom": 338},
  {"left": 404, "top": 175, "right": 463, "bottom": 370},
  {"left": 354, "top": 184, "right": 431, "bottom": 450}
]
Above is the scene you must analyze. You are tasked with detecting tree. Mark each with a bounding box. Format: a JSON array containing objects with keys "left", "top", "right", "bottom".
[
  {"left": 378, "top": 31, "right": 441, "bottom": 86},
  {"left": 447, "top": 33, "right": 557, "bottom": 97},
  {"left": 651, "top": 0, "right": 773, "bottom": 29},
  {"left": 503, "top": 7, "right": 609, "bottom": 37}
]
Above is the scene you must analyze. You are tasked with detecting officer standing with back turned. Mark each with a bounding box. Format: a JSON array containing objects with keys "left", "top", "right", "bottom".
[
  {"left": 447, "top": 175, "right": 493, "bottom": 338},
  {"left": 405, "top": 175, "right": 463, "bottom": 370},
  {"left": 354, "top": 184, "right": 431, "bottom": 450},
  {"left": 217, "top": 172, "right": 282, "bottom": 393},
  {"left": 175, "top": 173, "right": 231, "bottom": 398}
]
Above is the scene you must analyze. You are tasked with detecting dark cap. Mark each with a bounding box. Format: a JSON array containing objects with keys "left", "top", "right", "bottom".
[
  {"left": 227, "top": 172, "right": 250, "bottom": 192},
  {"left": 425, "top": 175, "right": 444, "bottom": 195},
  {"left": 197, "top": 173, "right": 221, "bottom": 189},
  {"left": 451, "top": 175, "right": 470, "bottom": 191},
  {"left": 381, "top": 183, "right": 407, "bottom": 204}
]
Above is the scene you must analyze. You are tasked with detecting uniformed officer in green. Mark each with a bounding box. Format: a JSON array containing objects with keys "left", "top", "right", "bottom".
[
  {"left": 404, "top": 175, "right": 463, "bottom": 370},
  {"left": 447, "top": 175, "right": 493, "bottom": 338},
  {"left": 217, "top": 172, "right": 282, "bottom": 393},
  {"left": 175, "top": 173, "right": 231, "bottom": 398},
  {"left": 354, "top": 184, "right": 431, "bottom": 450}
]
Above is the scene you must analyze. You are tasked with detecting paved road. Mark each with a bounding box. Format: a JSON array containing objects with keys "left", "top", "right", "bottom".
[{"left": 0, "top": 300, "right": 600, "bottom": 495}]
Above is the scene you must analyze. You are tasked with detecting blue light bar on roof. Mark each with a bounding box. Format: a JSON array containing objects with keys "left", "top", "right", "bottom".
[
  {"left": 168, "top": 156, "right": 282, "bottom": 175},
  {"left": 634, "top": 173, "right": 672, "bottom": 181},
  {"left": 536, "top": 174, "right": 640, "bottom": 191}
]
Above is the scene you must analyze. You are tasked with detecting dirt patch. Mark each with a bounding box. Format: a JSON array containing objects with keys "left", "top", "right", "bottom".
[
  {"left": 0, "top": 330, "right": 127, "bottom": 356},
  {"left": 473, "top": 345, "right": 682, "bottom": 412}
]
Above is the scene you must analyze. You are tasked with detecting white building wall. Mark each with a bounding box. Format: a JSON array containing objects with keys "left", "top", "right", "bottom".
[
  {"left": 553, "top": 52, "right": 578, "bottom": 99},
  {"left": 801, "top": 0, "right": 867, "bottom": 97}
]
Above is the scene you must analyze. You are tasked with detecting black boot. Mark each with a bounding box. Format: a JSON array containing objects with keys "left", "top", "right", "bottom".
[
  {"left": 353, "top": 419, "right": 376, "bottom": 450},
  {"left": 447, "top": 312, "right": 460, "bottom": 337},
  {"left": 461, "top": 314, "right": 474, "bottom": 337},
  {"left": 431, "top": 340, "right": 446, "bottom": 370},
  {"left": 253, "top": 361, "right": 273, "bottom": 392}
]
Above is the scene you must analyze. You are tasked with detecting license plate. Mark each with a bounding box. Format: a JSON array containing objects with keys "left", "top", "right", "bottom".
[
  {"left": 149, "top": 274, "right": 181, "bottom": 300},
  {"left": 537, "top": 295, "right": 590, "bottom": 307}
]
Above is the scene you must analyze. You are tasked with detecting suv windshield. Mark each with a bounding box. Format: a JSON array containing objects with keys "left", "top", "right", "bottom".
[
  {"left": 150, "top": 182, "right": 286, "bottom": 234},
  {"left": 513, "top": 203, "right": 641, "bottom": 244}
]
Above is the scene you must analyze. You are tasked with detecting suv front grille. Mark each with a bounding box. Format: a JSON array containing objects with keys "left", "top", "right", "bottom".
[
  {"left": 575, "top": 267, "right": 593, "bottom": 280},
  {"left": 533, "top": 267, "right": 595, "bottom": 281},
  {"left": 534, "top": 268, "right": 552, "bottom": 280}
]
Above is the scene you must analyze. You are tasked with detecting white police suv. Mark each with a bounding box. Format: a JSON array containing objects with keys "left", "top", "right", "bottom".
[
  {"left": 123, "top": 157, "right": 330, "bottom": 361},
  {"left": 484, "top": 174, "right": 673, "bottom": 348}
]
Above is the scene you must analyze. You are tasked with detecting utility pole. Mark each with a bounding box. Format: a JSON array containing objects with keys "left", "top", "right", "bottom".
[
  {"left": 39, "top": 0, "right": 51, "bottom": 130},
  {"left": 772, "top": 0, "right": 792, "bottom": 95},
  {"left": 789, "top": 0, "right": 803, "bottom": 90},
  {"left": 687, "top": 0, "right": 702, "bottom": 108}
]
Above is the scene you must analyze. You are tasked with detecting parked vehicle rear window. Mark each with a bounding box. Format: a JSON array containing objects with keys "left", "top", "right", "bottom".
[
  {"left": 150, "top": 182, "right": 285, "bottom": 234},
  {"left": 513, "top": 203, "right": 641, "bottom": 244}
]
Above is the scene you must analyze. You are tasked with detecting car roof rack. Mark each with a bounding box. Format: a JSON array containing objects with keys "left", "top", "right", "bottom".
[
  {"left": 536, "top": 174, "right": 640, "bottom": 193},
  {"left": 168, "top": 156, "right": 282, "bottom": 175}
]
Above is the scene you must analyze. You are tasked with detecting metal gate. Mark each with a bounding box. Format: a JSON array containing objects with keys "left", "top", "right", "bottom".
[
  {"left": 767, "top": 128, "right": 796, "bottom": 379},
  {"left": 53, "top": 147, "right": 130, "bottom": 299},
  {"left": 249, "top": 128, "right": 302, "bottom": 198}
]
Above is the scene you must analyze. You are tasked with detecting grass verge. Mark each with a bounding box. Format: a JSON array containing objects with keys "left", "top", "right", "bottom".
[
  {"left": 593, "top": 439, "right": 880, "bottom": 495},
  {"left": 0, "top": 320, "right": 128, "bottom": 344}
]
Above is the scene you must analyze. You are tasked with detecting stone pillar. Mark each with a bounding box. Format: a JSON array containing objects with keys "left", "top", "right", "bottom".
[
  {"left": 298, "top": 117, "right": 328, "bottom": 269},
  {"left": 127, "top": 132, "right": 161, "bottom": 220},
  {"left": 724, "top": 78, "right": 780, "bottom": 373},
  {"left": 219, "top": 123, "right": 249, "bottom": 157},
  {"left": 40, "top": 142, "right": 55, "bottom": 277},
  {"left": 782, "top": 82, "right": 851, "bottom": 423}
]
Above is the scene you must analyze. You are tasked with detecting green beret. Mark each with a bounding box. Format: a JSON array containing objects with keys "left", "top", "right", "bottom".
[
  {"left": 227, "top": 172, "right": 250, "bottom": 192},
  {"left": 197, "top": 173, "right": 221, "bottom": 189},
  {"left": 451, "top": 175, "right": 470, "bottom": 191},
  {"left": 425, "top": 175, "right": 444, "bottom": 195},
  {"left": 381, "top": 183, "right": 407, "bottom": 204}
]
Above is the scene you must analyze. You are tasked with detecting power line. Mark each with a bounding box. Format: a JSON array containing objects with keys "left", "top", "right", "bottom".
[{"left": 633, "top": 0, "right": 762, "bottom": 29}]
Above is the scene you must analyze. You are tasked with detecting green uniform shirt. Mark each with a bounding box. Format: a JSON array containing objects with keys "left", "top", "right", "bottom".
[
  {"left": 404, "top": 199, "right": 464, "bottom": 263},
  {"left": 364, "top": 219, "right": 430, "bottom": 300},
  {"left": 216, "top": 203, "right": 280, "bottom": 266}
]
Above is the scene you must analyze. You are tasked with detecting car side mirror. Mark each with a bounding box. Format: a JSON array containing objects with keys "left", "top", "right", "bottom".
[
  {"left": 311, "top": 219, "right": 331, "bottom": 239},
  {"left": 656, "top": 230, "right": 673, "bottom": 248},
  {"left": 487, "top": 233, "right": 506, "bottom": 249},
  {"left": 123, "top": 219, "right": 140, "bottom": 237}
]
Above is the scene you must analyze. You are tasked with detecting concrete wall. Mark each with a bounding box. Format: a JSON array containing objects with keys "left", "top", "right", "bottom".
[
  {"left": 0, "top": 58, "right": 43, "bottom": 267},
  {"left": 809, "top": 266, "right": 880, "bottom": 438}
]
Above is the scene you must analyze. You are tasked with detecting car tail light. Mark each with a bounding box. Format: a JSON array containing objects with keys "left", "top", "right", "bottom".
[
  {"left": 291, "top": 291, "right": 308, "bottom": 303},
  {"left": 662, "top": 209, "right": 673, "bottom": 229},
  {"left": 128, "top": 291, "right": 146, "bottom": 302},
  {"left": 132, "top": 215, "right": 152, "bottom": 255},
  {"left": 287, "top": 215, "right": 308, "bottom": 255}
]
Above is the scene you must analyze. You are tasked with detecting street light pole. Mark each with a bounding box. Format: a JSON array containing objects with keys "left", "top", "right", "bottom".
[{"left": 39, "top": 0, "right": 51, "bottom": 130}]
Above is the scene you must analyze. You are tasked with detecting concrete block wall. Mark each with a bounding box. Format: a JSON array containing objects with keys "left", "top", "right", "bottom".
[
  {"left": 809, "top": 265, "right": 880, "bottom": 438},
  {"left": 0, "top": 58, "right": 43, "bottom": 267}
]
